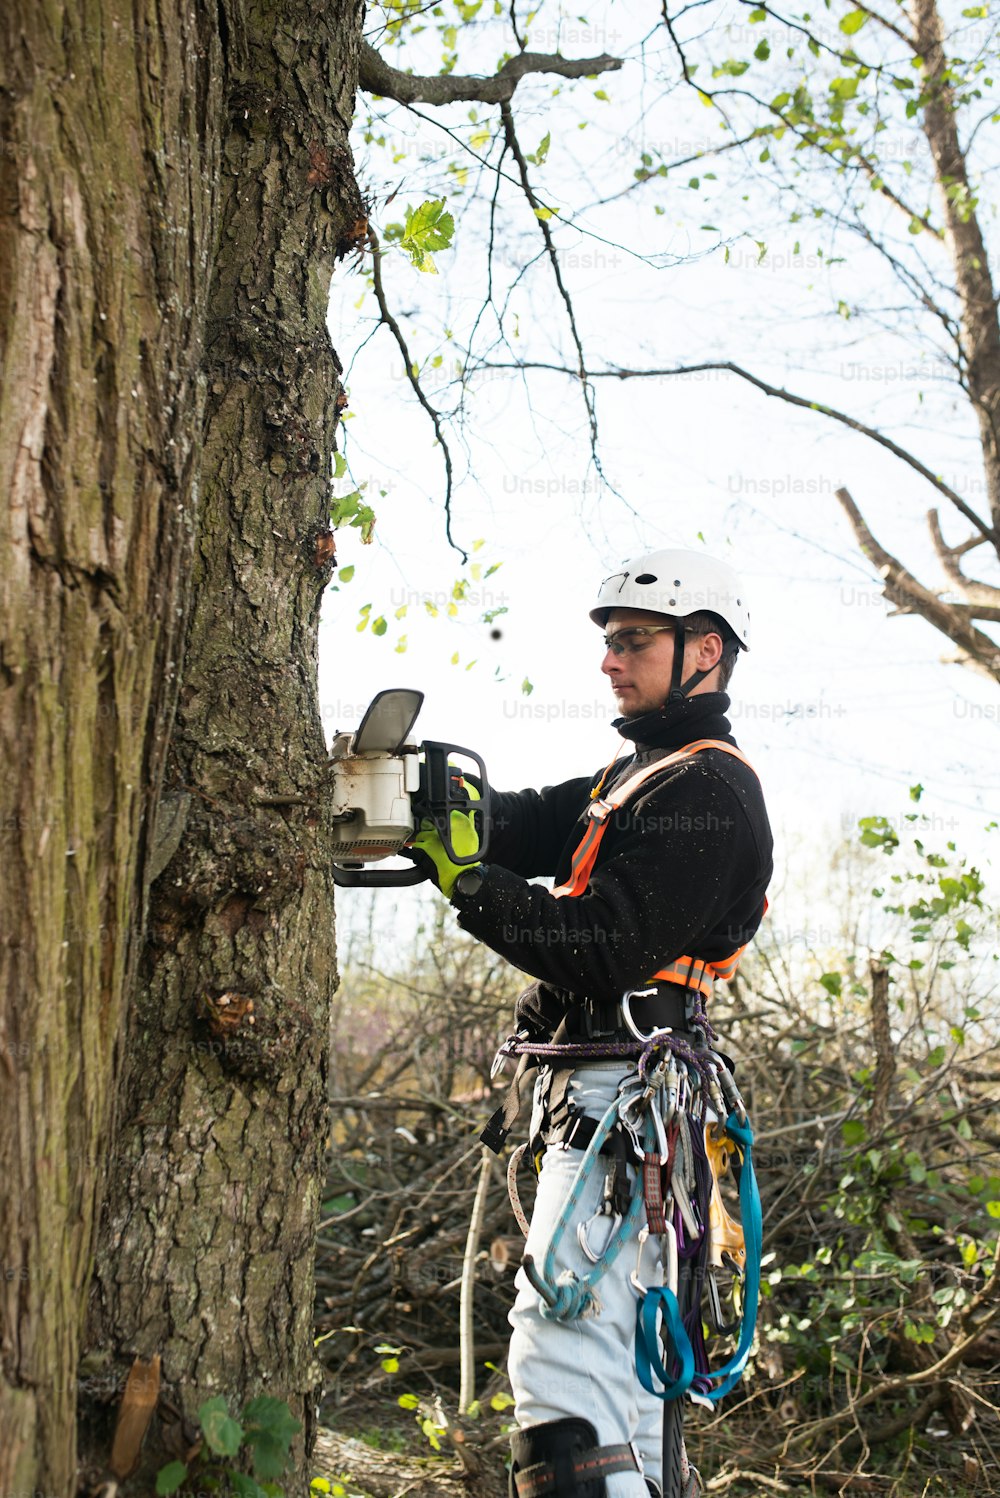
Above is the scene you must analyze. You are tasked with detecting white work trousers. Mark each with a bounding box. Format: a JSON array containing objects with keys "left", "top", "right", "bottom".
[{"left": 508, "top": 1062, "right": 664, "bottom": 1496}]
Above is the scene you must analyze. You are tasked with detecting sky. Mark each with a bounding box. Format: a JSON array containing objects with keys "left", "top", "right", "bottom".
[{"left": 320, "top": 0, "right": 1000, "bottom": 942}]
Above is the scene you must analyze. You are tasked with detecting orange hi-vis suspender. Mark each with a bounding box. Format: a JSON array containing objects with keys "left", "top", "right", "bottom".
[{"left": 551, "top": 738, "right": 763, "bottom": 999}]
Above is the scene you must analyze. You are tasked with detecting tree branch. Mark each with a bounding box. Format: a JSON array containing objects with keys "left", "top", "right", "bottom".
[
  {"left": 836, "top": 486, "right": 1000, "bottom": 682},
  {"left": 366, "top": 226, "right": 466, "bottom": 562},
  {"left": 479, "top": 356, "right": 999, "bottom": 545},
  {"left": 499, "top": 100, "right": 604, "bottom": 481},
  {"left": 358, "top": 40, "right": 623, "bottom": 106},
  {"left": 928, "top": 510, "right": 1000, "bottom": 609}
]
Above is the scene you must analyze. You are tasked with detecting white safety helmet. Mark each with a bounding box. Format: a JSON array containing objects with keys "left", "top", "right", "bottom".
[{"left": 589, "top": 548, "right": 750, "bottom": 650}]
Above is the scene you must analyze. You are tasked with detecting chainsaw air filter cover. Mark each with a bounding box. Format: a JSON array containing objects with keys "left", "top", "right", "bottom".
[{"left": 329, "top": 749, "right": 421, "bottom": 862}]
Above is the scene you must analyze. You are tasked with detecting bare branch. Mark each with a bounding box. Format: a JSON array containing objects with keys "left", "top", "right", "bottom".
[
  {"left": 366, "top": 226, "right": 466, "bottom": 562},
  {"left": 928, "top": 510, "right": 1000, "bottom": 609},
  {"left": 480, "top": 356, "right": 999, "bottom": 545},
  {"left": 499, "top": 100, "right": 604, "bottom": 481},
  {"left": 358, "top": 40, "right": 623, "bottom": 106},
  {"left": 836, "top": 486, "right": 1000, "bottom": 682}
]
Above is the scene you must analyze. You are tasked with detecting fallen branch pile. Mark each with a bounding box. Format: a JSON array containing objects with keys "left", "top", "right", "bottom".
[{"left": 318, "top": 884, "right": 1000, "bottom": 1494}]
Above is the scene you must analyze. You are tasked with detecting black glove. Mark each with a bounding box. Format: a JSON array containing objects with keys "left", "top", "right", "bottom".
[{"left": 513, "top": 983, "right": 571, "bottom": 1042}]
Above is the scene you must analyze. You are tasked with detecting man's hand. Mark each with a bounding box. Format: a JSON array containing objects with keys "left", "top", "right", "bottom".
[{"left": 407, "top": 781, "right": 482, "bottom": 897}]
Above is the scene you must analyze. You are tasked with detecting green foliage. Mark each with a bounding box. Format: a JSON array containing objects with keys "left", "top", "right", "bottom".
[
  {"left": 155, "top": 1394, "right": 301, "bottom": 1497},
  {"left": 331, "top": 453, "right": 377, "bottom": 543},
  {"left": 383, "top": 198, "right": 456, "bottom": 273}
]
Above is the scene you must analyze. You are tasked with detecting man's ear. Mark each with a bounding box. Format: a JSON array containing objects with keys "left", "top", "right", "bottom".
[{"left": 692, "top": 632, "right": 724, "bottom": 671}]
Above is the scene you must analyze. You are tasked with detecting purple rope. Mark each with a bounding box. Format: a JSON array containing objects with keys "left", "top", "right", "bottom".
[{"left": 507, "top": 1038, "right": 643, "bottom": 1061}]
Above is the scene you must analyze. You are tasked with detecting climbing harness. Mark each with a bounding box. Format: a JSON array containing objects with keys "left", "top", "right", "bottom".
[
  {"left": 494, "top": 1015, "right": 762, "bottom": 1400},
  {"left": 486, "top": 735, "right": 767, "bottom": 1498}
]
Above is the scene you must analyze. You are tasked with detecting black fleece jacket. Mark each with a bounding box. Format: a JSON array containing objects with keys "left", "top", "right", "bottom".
[{"left": 451, "top": 692, "right": 772, "bottom": 1008}]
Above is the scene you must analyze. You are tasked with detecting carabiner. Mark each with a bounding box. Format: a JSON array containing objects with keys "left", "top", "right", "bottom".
[
  {"left": 490, "top": 1029, "right": 527, "bottom": 1080},
  {"left": 707, "top": 1266, "right": 742, "bottom": 1336},
  {"left": 631, "top": 1221, "right": 678, "bottom": 1297},
  {"left": 622, "top": 988, "right": 674, "bottom": 1045},
  {"left": 672, "top": 1170, "right": 701, "bottom": 1243},
  {"left": 648, "top": 1092, "right": 669, "bottom": 1165},
  {"left": 577, "top": 1209, "right": 624, "bottom": 1265},
  {"left": 711, "top": 1054, "right": 748, "bottom": 1125}
]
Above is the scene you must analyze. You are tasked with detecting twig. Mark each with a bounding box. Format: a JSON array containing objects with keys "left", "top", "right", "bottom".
[{"left": 366, "top": 227, "right": 465, "bottom": 560}]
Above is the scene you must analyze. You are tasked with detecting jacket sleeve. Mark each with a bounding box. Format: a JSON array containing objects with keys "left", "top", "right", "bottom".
[
  {"left": 454, "top": 759, "right": 767, "bottom": 1002},
  {"left": 482, "top": 776, "right": 596, "bottom": 879}
]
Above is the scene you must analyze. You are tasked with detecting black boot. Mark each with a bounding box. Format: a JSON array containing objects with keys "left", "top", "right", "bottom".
[
  {"left": 646, "top": 1482, "right": 663, "bottom": 1498},
  {"left": 509, "top": 1417, "right": 640, "bottom": 1497}
]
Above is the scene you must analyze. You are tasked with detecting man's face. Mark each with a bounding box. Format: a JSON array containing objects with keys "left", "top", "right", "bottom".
[{"left": 600, "top": 608, "right": 721, "bottom": 715}]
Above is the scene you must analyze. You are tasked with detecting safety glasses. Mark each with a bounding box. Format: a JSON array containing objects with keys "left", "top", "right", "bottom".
[{"left": 603, "top": 625, "right": 684, "bottom": 657}]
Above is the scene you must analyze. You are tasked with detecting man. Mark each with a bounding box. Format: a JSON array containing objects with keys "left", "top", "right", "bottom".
[{"left": 410, "top": 549, "right": 772, "bottom": 1497}]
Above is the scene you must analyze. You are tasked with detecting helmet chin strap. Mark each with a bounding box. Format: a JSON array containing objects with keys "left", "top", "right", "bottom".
[{"left": 666, "top": 623, "right": 739, "bottom": 704}]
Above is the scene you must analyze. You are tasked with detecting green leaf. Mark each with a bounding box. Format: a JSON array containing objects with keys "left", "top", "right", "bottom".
[
  {"left": 490, "top": 1391, "right": 516, "bottom": 1410},
  {"left": 527, "top": 131, "right": 551, "bottom": 166},
  {"left": 903, "top": 1319, "right": 936, "bottom": 1344},
  {"left": 198, "top": 1396, "right": 244, "bottom": 1458},
  {"left": 839, "top": 9, "right": 868, "bottom": 32},
  {"left": 713, "top": 59, "right": 751, "bottom": 77},
  {"left": 521, "top": 677, "right": 534, "bottom": 696},
  {"left": 841, "top": 1119, "right": 866, "bottom": 1147},
  {"left": 243, "top": 1396, "right": 302, "bottom": 1450},
  {"left": 372, "top": 616, "right": 388, "bottom": 636},
  {"left": 398, "top": 1392, "right": 420, "bottom": 1409},
  {"left": 986, "top": 1201, "right": 1000, "bottom": 1219},
  {"left": 338, "top": 565, "right": 355, "bottom": 583},
  {"left": 754, "top": 39, "right": 770, "bottom": 60},
  {"left": 830, "top": 76, "right": 859, "bottom": 101},
  {"left": 333, "top": 452, "right": 348, "bottom": 479},
  {"left": 230, "top": 1476, "right": 268, "bottom": 1498},
  {"left": 156, "top": 1463, "right": 189, "bottom": 1497},
  {"left": 819, "top": 971, "right": 842, "bottom": 998},
  {"left": 533, "top": 205, "right": 556, "bottom": 220}
]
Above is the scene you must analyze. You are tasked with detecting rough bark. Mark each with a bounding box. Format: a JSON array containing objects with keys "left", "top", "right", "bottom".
[
  {"left": 2, "top": 0, "right": 366, "bottom": 1491},
  {"left": 0, "top": 4, "right": 221, "bottom": 1491},
  {"left": 83, "top": 0, "right": 365, "bottom": 1486}
]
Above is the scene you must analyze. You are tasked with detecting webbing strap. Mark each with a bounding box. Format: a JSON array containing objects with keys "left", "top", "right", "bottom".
[
  {"left": 552, "top": 739, "right": 762, "bottom": 993},
  {"left": 635, "top": 1108, "right": 762, "bottom": 1404},
  {"left": 552, "top": 739, "right": 756, "bottom": 900},
  {"left": 515, "top": 1442, "right": 640, "bottom": 1496}
]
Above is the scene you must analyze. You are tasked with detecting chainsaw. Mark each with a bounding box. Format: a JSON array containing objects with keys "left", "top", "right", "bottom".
[{"left": 328, "top": 688, "right": 491, "bottom": 888}]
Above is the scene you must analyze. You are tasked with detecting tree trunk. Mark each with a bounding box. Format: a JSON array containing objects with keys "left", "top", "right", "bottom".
[
  {"left": 1, "top": 5, "right": 222, "bottom": 1491},
  {"left": 910, "top": 0, "right": 1000, "bottom": 535},
  {"left": 84, "top": 0, "right": 366, "bottom": 1484},
  {"left": 2, "top": 1, "right": 365, "bottom": 1490}
]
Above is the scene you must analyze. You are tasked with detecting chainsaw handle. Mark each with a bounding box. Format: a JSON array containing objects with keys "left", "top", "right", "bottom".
[
  {"left": 332, "top": 861, "right": 429, "bottom": 888},
  {"left": 419, "top": 741, "right": 491, "bottom": 866}
]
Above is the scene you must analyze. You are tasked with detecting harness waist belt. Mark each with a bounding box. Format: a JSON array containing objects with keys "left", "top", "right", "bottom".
[{"left": 584, "top": 985, "right": 691, "bottom": 1035}]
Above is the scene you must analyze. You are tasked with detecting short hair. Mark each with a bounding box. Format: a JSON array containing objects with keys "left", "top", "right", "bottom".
[{"left": 684, "top": 611, "right": 738, "bottom": 691}]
